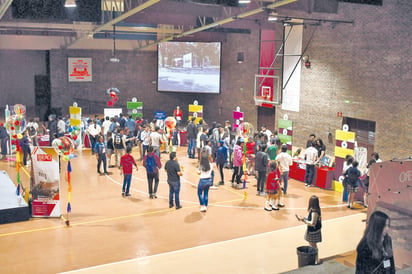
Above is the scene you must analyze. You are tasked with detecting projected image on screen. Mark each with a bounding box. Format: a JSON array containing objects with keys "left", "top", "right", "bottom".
[{"left": 158, "top": 42, "right": 221, "bottom": 94}]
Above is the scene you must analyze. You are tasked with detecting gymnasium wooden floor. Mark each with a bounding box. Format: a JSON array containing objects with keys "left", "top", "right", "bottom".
[{"left": 0, "top": 146, "right": 366, "bottom": 274}]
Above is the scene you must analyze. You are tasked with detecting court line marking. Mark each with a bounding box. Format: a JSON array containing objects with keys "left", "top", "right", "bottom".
[
  {"left": 1, "top": 166, "right": 350, "bottom": 237},
  {"left": 59, "top": 213, "right": 365, "bottom": 273}
]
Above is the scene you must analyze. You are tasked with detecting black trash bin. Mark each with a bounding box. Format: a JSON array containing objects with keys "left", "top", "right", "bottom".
[{"left": 296, "top": 246, "right": 317, "bottom": 267}]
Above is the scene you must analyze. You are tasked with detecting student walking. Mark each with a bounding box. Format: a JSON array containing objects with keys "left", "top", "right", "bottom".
[
  {"left": 120, "top": 146, "right": 138, "bottom": 197},
  {"left": 165, "top": 152, "right": 183, "bottom": 209},
  {"left": 143, "top": 146, "right": 162, "bottom": 199},
  {"left": 198, "top": 148, "right": 214, "bottom": 212},
  {"left": 95, "top": 135, "right": 108, "bottom": 175},
  {"left": 264, "top": 161, "right": 281, "bottom": 211}
]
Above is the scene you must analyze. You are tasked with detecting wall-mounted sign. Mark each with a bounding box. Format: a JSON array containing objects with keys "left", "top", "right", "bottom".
[{"left": 68, "top": 58, "right": 92, "bottom": 82}]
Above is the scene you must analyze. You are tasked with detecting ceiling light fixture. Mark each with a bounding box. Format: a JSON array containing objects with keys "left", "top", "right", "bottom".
[
  {"left": 64, "top": 0, "right": 77, "bottom": 8},
  {"left": 268, "top": 12, "right": 278, "bottom": 21}
]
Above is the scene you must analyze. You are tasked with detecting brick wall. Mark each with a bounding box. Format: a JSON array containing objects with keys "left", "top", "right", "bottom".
[
  {"left": 49, "top": 25, "right": 260, "bottom": 127},
  {"left": 276, "top": 0, "right": 412, "bottom": 160}
]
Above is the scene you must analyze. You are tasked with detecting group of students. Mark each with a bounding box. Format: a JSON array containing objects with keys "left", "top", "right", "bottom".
[{"left": 342, "top": 152, "right": 381, "bottom": 209}]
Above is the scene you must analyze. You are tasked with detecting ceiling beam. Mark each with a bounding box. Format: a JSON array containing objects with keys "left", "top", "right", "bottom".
[
  {"left": 0, "top": 0, "right": 13, "bottom": 20},
  {"left": 137, "top": 0, "right": 298, "bottom": 50},
  {"left": 64, "top": 0, "right": 161, "bottom": 49},
  {"left": 0, "top": 21, "right": 182, "bottom": 35}
]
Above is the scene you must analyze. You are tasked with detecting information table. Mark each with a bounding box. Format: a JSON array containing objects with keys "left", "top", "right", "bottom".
[{"left": 289, "top": 160, "right": 334, "bottom": 189}]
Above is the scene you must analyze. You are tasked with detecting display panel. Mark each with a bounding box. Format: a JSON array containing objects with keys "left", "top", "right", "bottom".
[{"left": 158, "top": 42, "right": 221, "bottom": 94}]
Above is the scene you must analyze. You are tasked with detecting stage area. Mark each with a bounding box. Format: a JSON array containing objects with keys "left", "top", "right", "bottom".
[{"left": 0, "top": 170, "right": 29, "bottom": 224}]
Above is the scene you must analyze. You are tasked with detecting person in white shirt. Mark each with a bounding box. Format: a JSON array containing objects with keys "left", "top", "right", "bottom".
[
  {"left": 149, "top": 127, "right": 162, "bottom": 159},
  {"left": 57, "top": 116, "right": 66, "bottom": 137},
  {"left": 140, "top": 126, "right": 151, "bottom": 158},
  {"left": 87, "top": 119, "right": 101, "bottom": 154},
  {"left": 304, "top": 142, "right": 318, "bottom": 187},
  {"left": 275, "top": 144, "right": 293, "bottom": 194},
  {"left": 260, "top": 124, "right": 272, "bottom": 144},
  {"left": 102, "top": 116, "right": 112, "bottom": 143}
]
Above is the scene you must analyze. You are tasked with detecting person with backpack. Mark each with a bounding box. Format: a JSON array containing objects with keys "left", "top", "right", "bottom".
[
  {"left": 143, "top": 146, "right": 162, "bottom": 199},
  {"left": 113, "top": 128, "right": 126, "bottom": 168},
  {"left": 344, "top": 160, "right": 361, "bottom": 209}
]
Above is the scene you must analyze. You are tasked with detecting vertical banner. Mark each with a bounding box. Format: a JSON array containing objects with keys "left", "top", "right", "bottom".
[
  {"left": 282, "top": 23, "right": 303, "bottom": 112},
  {"left": 69, "top": 106, "right": 82, "bottom": 127},
  {"left": 31, "top": 147, "right": 61, "bottom": 217},
  {"left": 259, "top": 29, "right": 275, "bottom": 103},
  {"left": 278, "top": 118, "right": 293, "bottom": 155},
  {"left": 334, "top": 129, "right": 356, "bottom": 179},
  {"left": 188, "top": 104, "right": 203, "bottom": 124},
  {"left": 68, "top": 58, "right": 92, "bottom": 82},
  {"left": 232, "top": 110, "right": 244, "bottom": 131}
]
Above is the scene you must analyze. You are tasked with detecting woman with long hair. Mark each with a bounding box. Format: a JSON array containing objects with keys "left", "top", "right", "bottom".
[
  {"left": 197, "top": 147, "right": 214, "bottom": 212},
  {"left": 296, "top": 195, "right": 322, "bottom": 264},
  {"left": 356, "top": 211, "right": 395, "bottom": 273}
]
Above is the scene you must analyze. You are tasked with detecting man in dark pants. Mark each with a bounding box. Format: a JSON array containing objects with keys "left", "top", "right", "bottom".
[
  {"left": 186, "top": 117, "right": 197, "bottom": 158},
  {"left": 304, "top": 142, "right": 318, "bottom": 187},
  {"left": 165, "top": 152, "right": 183, "bottom": 209},
  {"left": 143, "top": 146, "right": 162, "bottom": 199}
]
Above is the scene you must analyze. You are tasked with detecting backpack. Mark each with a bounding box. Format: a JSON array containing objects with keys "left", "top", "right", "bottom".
[{"left": 146, "top": 155, "right": 156, "bottom": 174}]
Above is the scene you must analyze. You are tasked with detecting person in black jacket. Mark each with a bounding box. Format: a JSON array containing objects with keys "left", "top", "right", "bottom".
[
  {"left": 186, "top": 117, "right": 197, "bottom": 158},
  {"left": 356, "top": 211, "right": 395, "bottom": 273},
  {"left": 343, "top": 160, "right": 361, "bottom": 209}
]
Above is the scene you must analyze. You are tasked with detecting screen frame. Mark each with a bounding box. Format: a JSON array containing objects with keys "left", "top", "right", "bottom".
[{"left": 156, "top": 41, "right": 222, "bottom": 95}]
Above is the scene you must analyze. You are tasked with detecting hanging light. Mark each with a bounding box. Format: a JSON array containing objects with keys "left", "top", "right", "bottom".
[
  {"left": 64, "top": 0, "right": 77, "bottom": 8},
  {"left": 110, "top": 24, "right": 120, "bottom": 63}
]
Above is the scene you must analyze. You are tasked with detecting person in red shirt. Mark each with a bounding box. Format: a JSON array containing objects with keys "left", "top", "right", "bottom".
[
  {"left": 173, "top": 106, "right": 183, "bottom": 128},
  {"left": 264, "top": 161, "right": 283, "bottom": 211},
  {"left": 120, "top": 146, "right": 138, "bottom": 197}
]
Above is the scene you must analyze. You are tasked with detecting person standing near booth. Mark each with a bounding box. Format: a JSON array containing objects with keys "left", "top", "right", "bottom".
[
  {"left": 187, "top": 117, "right": 197, "bottom": 159},
  {"left": 275, "top": 144, "right": 293, "bottom": 194},
  {"left": 304, "top": 142, "right": 318, "bottom": 187},
  {"left": 173, "top": 106, "right": 183, "bottom": 128},
  {"left": 0, "top": 123, "right": 9, "bottom": 159},
  {"left": 344, "top": 160, "right": 361, "bottom": 209}
]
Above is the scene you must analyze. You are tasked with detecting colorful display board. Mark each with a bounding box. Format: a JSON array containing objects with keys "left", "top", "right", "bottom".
[
  {"left": 278, "top": 118, "right": 293, "bottom": 155},
  {"left": 126, "top": 101, "right": 143, "bottom": 118},
  {"left": 333, "top": 128, "right": 356, "bottom": 193},
  {"left": 232, "top": 109, "right": 244, "bottom": 131},
  {"left": 31, "top": 147, "right": 61, "bottom": 217},
  {"left": 188, "top": 102, "right": 203, "bottom": 124}
]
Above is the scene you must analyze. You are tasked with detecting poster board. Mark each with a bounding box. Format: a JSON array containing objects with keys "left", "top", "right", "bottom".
[{"left": 31, "top": 147, "right": 61, "bottom": 217}]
